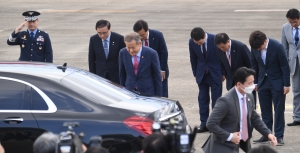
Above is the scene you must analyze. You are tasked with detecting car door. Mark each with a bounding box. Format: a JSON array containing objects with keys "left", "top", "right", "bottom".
[{"left": 0, "top": 78, "right": 41, "bottom": 153}]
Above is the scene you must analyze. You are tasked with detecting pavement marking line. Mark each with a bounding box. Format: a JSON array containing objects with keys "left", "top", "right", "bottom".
[
  {"left": 234, "top": 9, "right": 288, "bottom": 12},
  {"left": 38, "top": 9, "right": 136, "bottom": 13}
]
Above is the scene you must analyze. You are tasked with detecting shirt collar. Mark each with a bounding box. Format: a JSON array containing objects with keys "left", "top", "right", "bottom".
[
  {"left": 227, "top": 39, "right": 232, "bottom": 53},
  {"left": 28, "top": 28, "right": 38, "bottom": 35},
  {"left": 235, "top": 87, "right": 246, "bottom": 100},
  {"left": 102, "top": 32, "right": 111, "bottom": 42},
  {"left": 135, "top": 47, "right": 142, "bottom": 57},
  {"left": 264, "top": 38, "right": 269, "bottom": 50},
  {"left": 293, "top": 26, "right": 300, "bottom": 30},
  {"left": 204, "top": 32, "right": 208, "bottom": 44},
  {"left": 147, "top": 30, "right": 149, "bottom": 40}
]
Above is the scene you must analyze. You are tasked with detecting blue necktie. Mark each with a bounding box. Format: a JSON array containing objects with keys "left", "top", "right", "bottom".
[
  {"left": 30, "top": 32, "right": 34, "bottom": 41},
  {"left": 103, "top": 40, "right": 109, "bottom": 58},
  {"left": 295, "top": 28, "right": 299, "bottom": 46}
]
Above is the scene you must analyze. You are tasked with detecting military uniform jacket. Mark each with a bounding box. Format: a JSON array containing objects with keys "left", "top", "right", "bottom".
[{"left": 7, "top": 29, "right": 53, "bottom": 62}]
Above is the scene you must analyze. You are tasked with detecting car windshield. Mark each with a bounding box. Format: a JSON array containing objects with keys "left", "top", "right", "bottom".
[{"left": 61, "top": 70, "right": 138, "bottom": 105}]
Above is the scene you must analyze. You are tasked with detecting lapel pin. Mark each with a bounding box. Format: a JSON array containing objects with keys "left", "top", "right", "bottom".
[
  {"left": 248, "top": 98, "right": 250, "bottom": 101},
  {"left": 24, "top": 35, "right": 26, "bottom": 39},
  {"left": 153, "top": 38, "right": 154, "bottom": 40},
  {"left": 142, "top": 56, "right": 144, "bottom": 58},
  {"left": 233, "top": 50, "right": 235, "bottom": 52},
  {"left": 22, "top": 44, "right": 25, "bottom": 48}
]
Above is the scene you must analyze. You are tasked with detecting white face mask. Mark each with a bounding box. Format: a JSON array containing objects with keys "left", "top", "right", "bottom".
[{"left": 243, "top": 84, "right": 255, "bottom": 94}]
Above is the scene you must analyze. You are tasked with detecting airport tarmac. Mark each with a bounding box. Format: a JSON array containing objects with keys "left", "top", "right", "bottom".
[{"left": 0, "top": 0, "right": 300, "bottom": 152}]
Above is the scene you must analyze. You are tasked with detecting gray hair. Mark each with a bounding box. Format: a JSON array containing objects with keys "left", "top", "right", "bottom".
[
  {"left": 124, "top": 32, "right": 141, "bottom": 44},
  {"left": 33, "top": 132, "right": 59, "bottom": 153}
]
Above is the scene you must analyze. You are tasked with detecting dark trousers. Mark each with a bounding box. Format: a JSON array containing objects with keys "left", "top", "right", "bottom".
[
  {"left": 198, "top": 72, "right": 222, "bottom": 126},
  {"left": 162, "top": 78, "right": 168, "bottom": 97},
  {"left": 258, "top": 77, "right": 285, "bottom": 138}
]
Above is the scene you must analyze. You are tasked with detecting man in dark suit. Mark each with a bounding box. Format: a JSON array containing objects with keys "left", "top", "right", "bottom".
[
  {"left": 133, "top": 20, "right": 169, "bottom": 97},
  {"left": 215, "top": 33, "right": 251, "bottom": 90},
  {"left": 7, "top": 11, "right": 53, "bottom": 62},
  {"left": 89, "top": 20, "right": 125, "bottom": 84},
  {"left": 203, "top": 67, "right": 277, "bottom": 153},
  {"left": 250, "top": 30, "right": 290, "bottom": 146},
  {"left": 189, "top": 27, "right": 223, "bottom": 133},
  {"left": 119, "top": 33, "right": 162, "bottom": 96}
]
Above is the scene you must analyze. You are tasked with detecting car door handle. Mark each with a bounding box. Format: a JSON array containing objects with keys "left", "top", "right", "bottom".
[{"left": 3, "top": 117, "right": 24, "bottom": 124}]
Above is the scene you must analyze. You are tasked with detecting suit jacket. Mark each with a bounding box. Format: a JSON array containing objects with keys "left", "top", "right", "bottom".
[
  {"left": 217, "top": 39, "right": 251, "bottom": 90},
  {"left": 7, "top": 29, "right": 53, "bottom": 62},
  {"left": 251, "top": 38, "right": 290, "bottom": 91},
  {"left": 189, "top": 33, "right": 222, "bottom": 84},
  {"left": 148, "top": 29, "right": 169, "bottom": 77},
  {"left": 88, "top": 31, "right": 125, "bottom": 84},
  {"left": 119, "top": 46, "right": 162, "bottom": 96},
  {"left": 203, "top": 88, "right": 271, "bottom": 153},
  {"left": 282, "top": 22, "right": 300, "bottom": 75}
]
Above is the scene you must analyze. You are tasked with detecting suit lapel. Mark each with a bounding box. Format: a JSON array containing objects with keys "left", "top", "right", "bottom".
[
  {"left": 136, "top": 47, "right": 146, "bottom": 77},
  {"left": 126, "top": 52, "right": 135, "bottom": 76},
  {"left": 108, "top": 32, "right": 114, "bottom": 59},
  {"left": 232, "top": 89, "right": 241, "bottom": 125},
  {"left": 265, "top": 39, "right": 272, "bottom": 66},
  {"left": 97, "top": 36, "right": 107, "bottom": 61},
  {"left": 206, "top": 34, "right": 212, "bottom": 58},
  {"left": 230, "top": 41, "right": 237, "bottom": 69},
  {"left": 148, "top": 30, "right": 155, "bottom": 48}
]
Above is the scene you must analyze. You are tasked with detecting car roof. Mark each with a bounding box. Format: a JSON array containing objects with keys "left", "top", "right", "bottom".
[{"left": 0, "top": 62, "right": 78, "bottom": 81}]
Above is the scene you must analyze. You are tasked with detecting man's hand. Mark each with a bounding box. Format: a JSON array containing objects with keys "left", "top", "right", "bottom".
[
  {"left": 267, "top": 134, "right": 277, "bottom": 146},
  {"left": 222, "top": 75, "right": 226, "bottom": 82},
  {"left": 230, "top": 132, "right": 241, "bottom": 144},
  {"left": 15, "top": 21, "right": 27, "bottom": 34},
  {"left": 161, "top": 71, "right": 166, "bottom": 81},
  {"left": 283, "top": 87, "right": 290, "bottom": 95},
  {"left": 0, "top": 142, "right": 4, "bottom": 153}
]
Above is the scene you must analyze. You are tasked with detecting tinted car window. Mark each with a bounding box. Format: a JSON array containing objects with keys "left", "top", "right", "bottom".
[
  {"left": 61, "top": 70, "right": 136, "bottom": 105},
  {"left": 31, "top": 88, "right": 48, "bottom": 110},
  {"left": 0, "top": 79, "right": 30, "bottom": 110}
]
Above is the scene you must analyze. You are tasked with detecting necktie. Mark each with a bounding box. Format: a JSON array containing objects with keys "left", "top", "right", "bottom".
[
  {"left": 226, "top": 51, "right": 231, "bottom": 66},
  {"left": 103, "top": 40, "right": 109, "bottom": 58},
  {"left": 30, "top": 32, "right": 34, "bottom": 41},
  {"left": 202, "top": 43, "right": 208, "bottom": 74},
  {"left": 144, "top": 39, "right": 149, "bottom": 46},
  {"left": 295, "top": 28, "right": 299, "bottom": 46},
  {"left": 133, "top": 55, "right": 139, "bottom": 75},
  {"left": 202, "top": 43, "right": 207, "bottom": 58},
  {"left": 241, "top": 97, "right": 248, "bottom": 141}
]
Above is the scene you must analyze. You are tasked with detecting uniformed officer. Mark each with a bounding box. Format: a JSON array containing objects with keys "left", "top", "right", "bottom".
[{"left": 7, "top": 11, "right": 53, "bottom": 62}]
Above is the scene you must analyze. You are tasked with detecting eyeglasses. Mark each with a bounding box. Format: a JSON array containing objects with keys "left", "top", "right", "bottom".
[{"left": 98, "top": 31, "right": 109, "bottom": 35}]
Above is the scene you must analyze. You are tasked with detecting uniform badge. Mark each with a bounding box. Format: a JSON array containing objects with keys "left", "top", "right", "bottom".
[
  {"left": 39, "top": 46, "right": 42, "bottom": 50},
  {"left": 22, "top": 44, "right": 25, "bottom": 48},
  {"left": 37, "top": 36, "right": 44, "bottom": 42}
]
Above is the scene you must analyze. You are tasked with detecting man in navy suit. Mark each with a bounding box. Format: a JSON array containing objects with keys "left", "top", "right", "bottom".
[
  {"left": 250, "top": 30, "right": 290, "bottom": 146},
  {"left": 89, "top": 20, "right": 125, "bottom": 84},
  {"left": 7, "top": 11, "right": 53, "bottom": 62},
  {"left": 133, "top": 20, "right": 169, "bottom": 97},
  {"left": 215, "top": 33, "right": 251, "bottom": 90},
  {"left": 119, "top": 33, "right": 162, "bottom": 97},
  {"left": 189, "top": 27, "right": 223, "bottom": 133}
]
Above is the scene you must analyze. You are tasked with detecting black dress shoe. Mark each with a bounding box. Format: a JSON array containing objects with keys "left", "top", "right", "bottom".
[
  {"left": 287, "top": 121, "right": 300, "bottom": 126},
  {"left": 277, "top": 138, "right": 284, "bottom": 146},
  {"left": 197, "top": 125, "right": 209, "bottom": 133},
  {"left": 253, "top": 136, "right": 268, "bottom": 143}
]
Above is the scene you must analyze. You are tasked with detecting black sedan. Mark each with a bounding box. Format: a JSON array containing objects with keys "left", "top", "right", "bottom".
[{"left": 0, "top": 62, "right": 189, "bottom": 153}]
